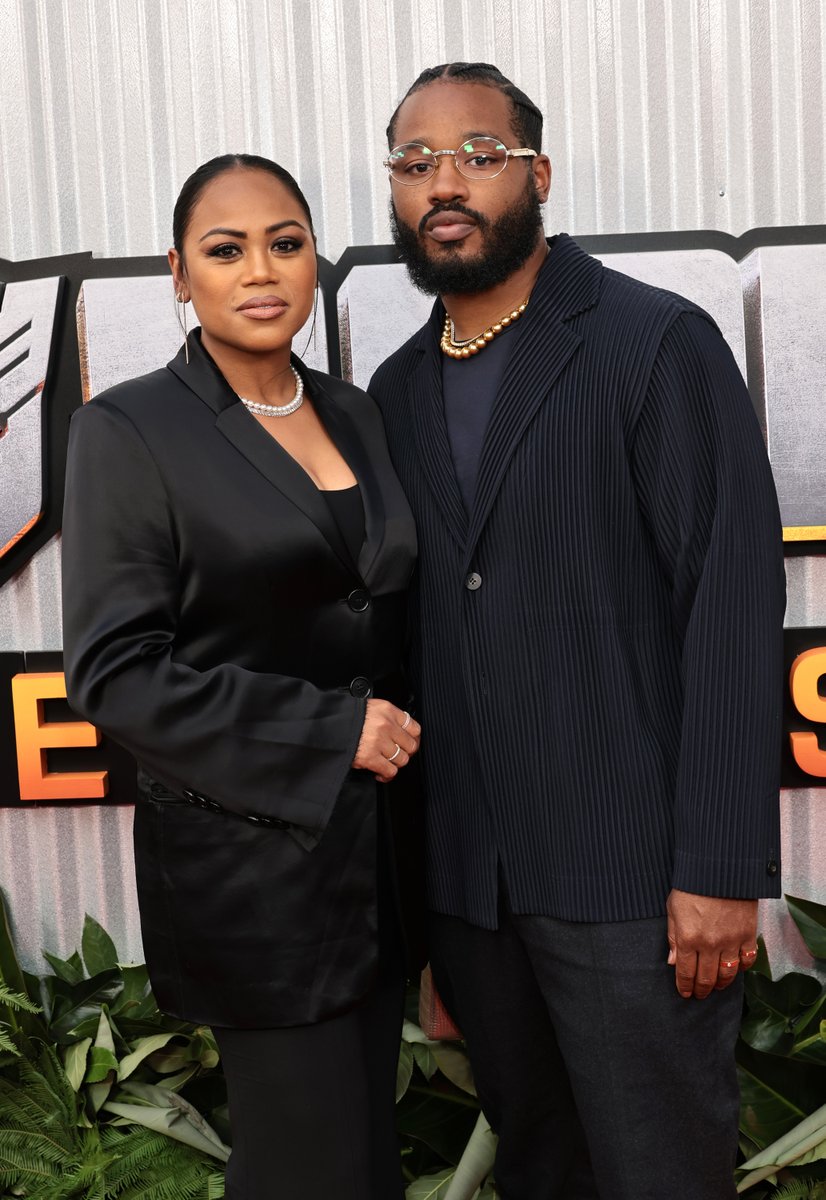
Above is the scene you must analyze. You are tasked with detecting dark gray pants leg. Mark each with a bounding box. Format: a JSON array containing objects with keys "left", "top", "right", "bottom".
[
  {"left": 430, "top": 905, "right": 743, "bottom": 1200},
  {"left": 429, "top": 911, "right": 598, "bottom": 1200}
]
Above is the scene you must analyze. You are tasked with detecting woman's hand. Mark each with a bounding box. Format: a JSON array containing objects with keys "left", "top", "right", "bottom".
[{"left": 352, "top": 700, "right": 421, "bottom": 782}]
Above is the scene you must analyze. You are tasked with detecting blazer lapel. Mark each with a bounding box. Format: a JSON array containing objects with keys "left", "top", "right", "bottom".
[
  {"left": 167, "top": 334, "right": 358, "bottom": 577},
  {"left": 464, "top": 237, "right": 603, "bottom": 562},
  {"left": 408, "top": 314, "right": 468, "bottom": 551}
]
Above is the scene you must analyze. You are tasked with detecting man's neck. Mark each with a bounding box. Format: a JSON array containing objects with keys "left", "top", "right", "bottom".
[{"left": 441, "top": 236, "right": 550, "bottom": 343}]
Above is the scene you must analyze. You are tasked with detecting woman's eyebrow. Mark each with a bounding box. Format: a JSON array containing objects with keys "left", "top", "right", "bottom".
[{"left": 198, "top": 220, "right": 307, "bottom": 242}]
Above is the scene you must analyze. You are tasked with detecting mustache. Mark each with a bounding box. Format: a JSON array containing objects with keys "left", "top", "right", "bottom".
[{"left": 416, "top": 203, "right": 489, "bottom": 237}]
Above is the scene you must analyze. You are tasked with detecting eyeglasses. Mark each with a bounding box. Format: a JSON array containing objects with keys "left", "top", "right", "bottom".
[{"left": 384, "top": 137, "right": 537, "bottom": 186}]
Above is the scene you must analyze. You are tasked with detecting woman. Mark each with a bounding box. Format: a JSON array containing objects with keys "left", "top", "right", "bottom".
[{"left": 61, "top": 154, "right": 422, "bottom": 1199}]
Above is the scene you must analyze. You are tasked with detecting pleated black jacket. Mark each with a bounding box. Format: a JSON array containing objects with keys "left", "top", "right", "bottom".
[
  {"left": 369, "top": 234, "right": 786, "bottom": 928},
  {"left": 62, "top": 332, "right": 422, "bottom": 1027}
]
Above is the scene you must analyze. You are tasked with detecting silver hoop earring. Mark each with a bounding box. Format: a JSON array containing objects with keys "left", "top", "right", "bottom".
[
  {"left": 175, "top": 290, "right": 190, "bottom": 365},
  {"left": 300, "top": 283, "right": 319, "bottom": 358}
]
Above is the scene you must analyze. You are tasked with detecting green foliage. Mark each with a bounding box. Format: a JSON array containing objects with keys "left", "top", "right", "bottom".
[
  {"left": 397, "top": 1020, "right": 493, "bottom": 1198},
  {"left": 737, "top": 896, "right": 826, "bottom": 1197},
  {"left": 0, "top": 985, "right": 42, "bottom": 1061},
  {"left": 770, "top": 1182, "right": 826, "bottom": 1200},
  {"left": 0, "top": 1038, "right": 223, "bottom": 1198},
  {"left": 0, "top": 892, "right": 228, "bottom": 1198},
  {"left": 4, "top": 888, "right": 826, "bottom": 1200}
]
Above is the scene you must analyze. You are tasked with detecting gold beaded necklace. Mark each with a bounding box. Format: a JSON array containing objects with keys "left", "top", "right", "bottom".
[{"left": 440, "top": 298, "right": 529, "bottom": 359}]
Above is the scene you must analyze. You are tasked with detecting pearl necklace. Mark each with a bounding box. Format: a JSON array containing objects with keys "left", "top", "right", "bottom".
[
  {"left": 440, "top": 299, "right": 529, "bottom": 359},
  {"left": 239, "top": 366, "right": 304, "bottom": 417}
]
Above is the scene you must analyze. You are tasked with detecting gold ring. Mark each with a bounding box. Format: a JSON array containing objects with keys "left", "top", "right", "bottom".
[
  {"left": 720, "top": 960, "right": 738, "bottom": 969},
  {"left": 388, "top": 744, "right": 401, "bottom": 762},
  {"left": 741, "top": 948, "right": 758, "bottom": 958}
]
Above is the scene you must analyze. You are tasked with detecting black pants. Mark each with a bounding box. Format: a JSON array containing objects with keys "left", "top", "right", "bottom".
[
  {"left": 430, "top": 899, "right": 743, "bottom": 1200},
  {"left": 215, "top": 800, "right": 407, "bottom": 1200},
  {"left": 214, "top": 966, "right": 405, "bottom": 1200}
]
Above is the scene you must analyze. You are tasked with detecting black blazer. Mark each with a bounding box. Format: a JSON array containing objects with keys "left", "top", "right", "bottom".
[
  {"left": 370, "top": 234, "right": 786, "bottom": 930},
  {"left": 62, "top": 332, "right": 421, "bottom": 1028}
]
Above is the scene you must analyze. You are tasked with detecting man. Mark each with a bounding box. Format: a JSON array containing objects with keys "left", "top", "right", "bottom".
[{"left": 369, "top": 63, "right": 786, "bottom": 1199}]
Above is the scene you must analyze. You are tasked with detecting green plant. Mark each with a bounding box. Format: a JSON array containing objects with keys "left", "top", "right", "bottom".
[
  {"left": 395, "top": 1001, "right": 498, "bottom": 1199},
  {"left": 736, "top": 895, "right": 826, "bottom": 1198},
  {"left": 0, "top": 1036, "right": 224, "bottom": 1199},
  {"left": 23, "top": 913, "right": 226, "bottom": 1145},
  {"left": 0, "top": 891, "right": 228, "bottom": 1199},
  {"left": 4, "top": 889, "right": 825, "bottom": 1200}
]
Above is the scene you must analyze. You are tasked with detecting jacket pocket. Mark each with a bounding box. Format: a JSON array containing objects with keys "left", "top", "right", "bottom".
[{"left": 137, "top": 771, "right": 188, "bottom": 806}]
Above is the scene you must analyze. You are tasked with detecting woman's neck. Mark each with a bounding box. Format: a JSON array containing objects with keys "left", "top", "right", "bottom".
[{"left": 200, "top": 331, "right": 297, "bottom": 405}]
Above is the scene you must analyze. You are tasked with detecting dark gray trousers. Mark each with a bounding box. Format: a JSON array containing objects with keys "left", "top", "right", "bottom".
[{"left": 429, "top": 900, "right": 743, "bottom": 1200}]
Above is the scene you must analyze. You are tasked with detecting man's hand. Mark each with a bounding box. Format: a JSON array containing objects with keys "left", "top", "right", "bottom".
[
  {"left": 352, "top": 699, "right": 421, "bottom": 782},
  {"left": 666, "top": 889, "right": 759, "bottom": 999}
]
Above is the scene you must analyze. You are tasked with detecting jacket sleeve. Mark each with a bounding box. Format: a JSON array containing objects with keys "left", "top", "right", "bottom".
[
  {"left": 61, "top": 399, "right": 366, "bottom": 832},
  {"left": 630, "top": 310, "right": 786, "bottom": 898}
]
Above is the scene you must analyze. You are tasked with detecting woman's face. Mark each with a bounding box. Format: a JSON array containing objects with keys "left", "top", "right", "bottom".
[{"left": 169, "top": 167, "right": 317, "bottom": 362}]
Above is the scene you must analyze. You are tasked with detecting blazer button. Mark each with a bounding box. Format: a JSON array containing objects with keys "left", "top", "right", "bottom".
[
  {"left": 348, "top": 588, "right": 370, "bottom": 612},
  {"left": 767, "top": 859, "right": 778, "bottom": 877},
  {"left": 349, "top": 676, "right": 372, "bottom": 698},
  {"left": 465, "top": 572, "right": 482, "bottom": 591}
]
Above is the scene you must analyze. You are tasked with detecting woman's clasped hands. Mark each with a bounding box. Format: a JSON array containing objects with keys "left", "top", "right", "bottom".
[{"left": 353, "top": 700, "right": 421, "bottom": 782}]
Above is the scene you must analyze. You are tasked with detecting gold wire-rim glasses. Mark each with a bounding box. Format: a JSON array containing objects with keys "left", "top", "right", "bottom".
[{"left": 384, "top": 136, "right": 537, "bottom": 185}]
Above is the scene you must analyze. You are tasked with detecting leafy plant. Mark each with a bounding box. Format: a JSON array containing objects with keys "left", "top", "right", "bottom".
[
  {"left": 0, "top": 890, "right": 228, "bottom": 1198},
  {"left": 396, "top": 1008, "right": 498, "bottom": 1199},
  {"left": 0, "top": 1036, "right": 224, "bottom": 1199},
  {"left": 4, "top": 889, "right": 826, "bottom": 1200},
  {"left": 9, "top": 904, "right": 229, "bottom": 1158},
  {"left": 736, "top": 895, "right": 826, "bottom": 1197}
]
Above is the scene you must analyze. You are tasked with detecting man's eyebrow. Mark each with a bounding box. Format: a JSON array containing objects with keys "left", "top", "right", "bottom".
[{"left": 198, "top": 220, "right": 307, "bottom": 243}]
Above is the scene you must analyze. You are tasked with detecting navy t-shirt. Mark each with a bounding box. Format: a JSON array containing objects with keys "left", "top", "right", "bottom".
[{"left": 441, "top": 325, "right": 517, "bottom": 513}]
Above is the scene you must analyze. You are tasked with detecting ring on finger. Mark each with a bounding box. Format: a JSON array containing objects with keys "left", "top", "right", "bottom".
[
  {"left": 401, "top": 711, "right": 411, "bottom": 730},
  {"left": 741, "top": 948, "right": 758, "bottom": 959},
  {"left": 720, "top": 959, "right": 738, "bottom": 969},
  {"left": 388, "top": 744, "right": 402, "bottom": 762}
]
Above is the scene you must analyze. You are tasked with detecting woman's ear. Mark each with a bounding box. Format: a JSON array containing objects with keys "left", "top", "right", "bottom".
[{"left": 168, "top": 247, "right": 187, "bottom": 300}]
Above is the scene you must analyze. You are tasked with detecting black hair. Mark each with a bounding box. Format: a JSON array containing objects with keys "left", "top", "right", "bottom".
[
  {"left": 172, "top": 154, "right": 315, "bottom": 255},
  {"left": 386, "top": 62, "right": 543, "bottom": 153}
]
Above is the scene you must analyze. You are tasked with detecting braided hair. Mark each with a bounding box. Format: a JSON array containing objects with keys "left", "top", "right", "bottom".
[{"left": 386, "top": 62, "right": 543, "bottom": 152}]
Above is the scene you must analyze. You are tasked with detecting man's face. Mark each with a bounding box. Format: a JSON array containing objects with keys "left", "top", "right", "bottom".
[{"left": 387, "top": 80, "right": 550, "bottom": 296}]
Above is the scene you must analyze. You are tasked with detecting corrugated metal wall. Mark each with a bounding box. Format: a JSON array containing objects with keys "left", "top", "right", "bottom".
[
  {"left": 1, "top": 0, "right": 825, "bottom": 975},
  {"left": 2, "top": 0, "right": 825, "bottom": 265}
]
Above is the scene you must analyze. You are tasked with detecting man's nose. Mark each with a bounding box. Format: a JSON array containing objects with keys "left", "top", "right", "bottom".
[{"left": 425, "top": 155, "right": 470, "bottom": 205}]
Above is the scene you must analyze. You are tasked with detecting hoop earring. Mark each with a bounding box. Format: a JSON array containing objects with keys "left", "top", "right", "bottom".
[
  {"left": 300, "top": 282, "right": 319, "bottom": 358},
  {"left": 175, "top": 289, "right": 190, "bottom": 365}
]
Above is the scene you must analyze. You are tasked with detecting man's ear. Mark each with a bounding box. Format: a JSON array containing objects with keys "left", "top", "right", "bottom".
[{"left": 533, "top": 155, "right": 551, "bottom": 204}]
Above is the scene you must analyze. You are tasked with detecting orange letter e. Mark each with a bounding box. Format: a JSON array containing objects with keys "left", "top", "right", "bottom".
[{"left": 11, "top": 672, "right": 108, "bottom": 800}]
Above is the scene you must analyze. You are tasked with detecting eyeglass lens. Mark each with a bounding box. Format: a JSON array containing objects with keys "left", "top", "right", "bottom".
[{"left": 387, "top": 137, "right": 509, "bottom": 184}]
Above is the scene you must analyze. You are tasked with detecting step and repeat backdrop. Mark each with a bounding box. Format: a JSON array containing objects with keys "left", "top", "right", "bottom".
[{"left": 1, "top": 228, "right": 825, "bottom": 973}]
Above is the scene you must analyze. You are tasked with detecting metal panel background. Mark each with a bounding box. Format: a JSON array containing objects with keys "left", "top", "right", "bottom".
[
  {"left": 1, "top": 0, "right": 825, "bottom": 265},
  {"left": 1, "top": 0, "right": 825, "bottom": 976}
]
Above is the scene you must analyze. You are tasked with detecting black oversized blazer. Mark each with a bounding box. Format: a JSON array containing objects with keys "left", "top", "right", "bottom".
[
  {"left": 370, "top": 234, "right": 786, "bottom": 931},
  {"left": 61, "top": 331, "right": 421, "bottom": 1028}
]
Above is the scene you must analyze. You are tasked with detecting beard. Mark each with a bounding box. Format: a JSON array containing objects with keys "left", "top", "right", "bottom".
[{"left": 389, "top": 177, "right": 544, "bottom": 296}]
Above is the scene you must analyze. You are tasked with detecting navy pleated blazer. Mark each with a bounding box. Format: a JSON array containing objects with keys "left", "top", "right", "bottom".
[{"left": 369, "top": 233, "right": 786, "bottom": 928}]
